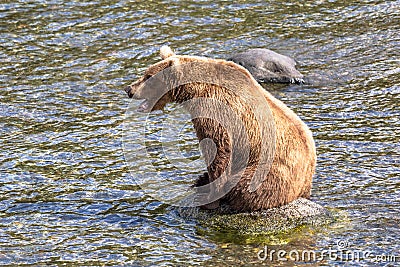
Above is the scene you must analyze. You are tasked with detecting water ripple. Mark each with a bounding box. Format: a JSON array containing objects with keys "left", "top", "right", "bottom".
[{"left": 0, "top": 0, "right": 399, "bottom": 265}]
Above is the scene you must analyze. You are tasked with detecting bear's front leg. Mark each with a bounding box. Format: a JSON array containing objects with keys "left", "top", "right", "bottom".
[{"left": 192, "top": 172, "right": 220, "bottom": 210}]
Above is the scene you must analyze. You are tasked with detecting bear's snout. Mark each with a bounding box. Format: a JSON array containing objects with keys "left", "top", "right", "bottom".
[{"left": 125, "top": 86, "right": 134, "bottom": 98}]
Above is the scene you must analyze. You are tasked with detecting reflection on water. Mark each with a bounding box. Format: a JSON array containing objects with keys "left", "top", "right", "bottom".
[{"left": 0, "top": 0, "right": 399, "bottom": 265}]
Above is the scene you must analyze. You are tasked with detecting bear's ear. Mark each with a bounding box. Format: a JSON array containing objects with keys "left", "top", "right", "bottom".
[
  {"left": 160, "top": 46, "right": 175, "bottom": 59},
  {"left": 161, "top": 57, "right": 184, "bottom": 87}
]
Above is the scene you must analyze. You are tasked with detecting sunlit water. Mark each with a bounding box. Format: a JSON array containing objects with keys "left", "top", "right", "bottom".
[{"left": 0, "top": 0, "right": 399, "bottom": 266}]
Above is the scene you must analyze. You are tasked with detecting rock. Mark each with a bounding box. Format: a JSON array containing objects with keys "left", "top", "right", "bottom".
[
  {"left": 227, "top": 48, "right": 305, "bottom": 84},
  {"left": 176, "top": 198, "right": 334, "bottom": 236}
]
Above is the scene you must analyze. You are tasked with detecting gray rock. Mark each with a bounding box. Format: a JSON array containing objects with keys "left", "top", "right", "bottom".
[
  {"left": 176, "top": 198, "right": 334, "bottom": 235},
  {"left": 227, "top": 48, "right": 305, "bottom": 84}
]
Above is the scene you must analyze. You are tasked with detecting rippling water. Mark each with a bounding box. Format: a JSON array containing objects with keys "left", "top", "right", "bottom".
[{"left": 1, "top": 0, "right": 399, "bottom": 266}]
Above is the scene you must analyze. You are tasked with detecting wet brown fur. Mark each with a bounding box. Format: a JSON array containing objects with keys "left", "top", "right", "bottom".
[{"left": 126, "top": 47, "right": 316, "bottom": 212}]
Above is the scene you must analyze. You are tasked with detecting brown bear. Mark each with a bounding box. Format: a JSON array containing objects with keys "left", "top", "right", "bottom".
[{"left": 125, "top": 46, "right": 316, "bottom": 212}]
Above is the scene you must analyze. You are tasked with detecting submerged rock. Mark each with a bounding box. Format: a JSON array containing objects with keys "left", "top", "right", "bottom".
[
  {"left": 177, "top": 198, "right": 334, "bottom": 236},
  {"left": 227, "top": 48, "right": 305, "bottom": 84}
]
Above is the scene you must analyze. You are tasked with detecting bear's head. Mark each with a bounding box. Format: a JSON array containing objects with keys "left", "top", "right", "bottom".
[
  {"left": 124, "top": 46, "right": 177, "bottom": 112},
  {"left": 125, "top": 46, "right": 254, "bottom": 113}
]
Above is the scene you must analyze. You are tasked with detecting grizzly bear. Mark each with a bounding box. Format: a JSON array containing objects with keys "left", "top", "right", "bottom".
[{"left": 125, "top": 46, "right": 316, "bottom": 212}]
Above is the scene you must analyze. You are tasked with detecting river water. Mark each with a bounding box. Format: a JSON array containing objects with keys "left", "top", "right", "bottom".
[{"left": 0, "top": 0, "right": 399, "bottom": 266}]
